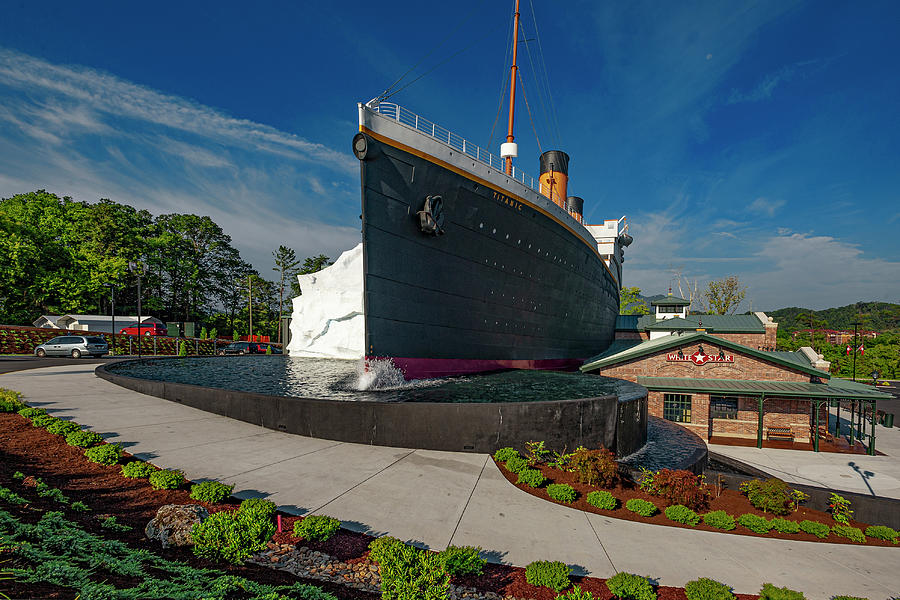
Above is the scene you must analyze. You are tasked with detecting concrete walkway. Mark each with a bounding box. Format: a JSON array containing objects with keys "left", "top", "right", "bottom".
[{"left": 2, "top": 364, "right": 898, "bottom": 600}]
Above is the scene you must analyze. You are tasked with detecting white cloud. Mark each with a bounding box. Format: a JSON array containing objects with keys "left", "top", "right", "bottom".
[
  {"left": 727, "top": 60, "right": 819, "bottom": 105},
  {"left": 747, "top": 196, "right": 785, "bottom": 216}
]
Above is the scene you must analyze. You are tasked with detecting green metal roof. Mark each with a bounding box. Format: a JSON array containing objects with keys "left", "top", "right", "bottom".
[
  {"left": 645, "top": 314, "right": 764, "bottom": 333},
  {"left": 637, "top": 376, "right": 891, "bottom": 400},
  {"left": 650, "top": 295, "right": 691, "bottom": 307},
  {"left": 615, "top": 314, "right": 656, "bottom": 331},
  {"left": 581, "top": 331, "right": 830, "bottom": 378}
]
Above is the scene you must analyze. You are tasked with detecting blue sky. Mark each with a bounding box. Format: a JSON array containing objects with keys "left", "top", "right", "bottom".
[{"left": 1, "top": 0, "right": 898, "bottom": 311}]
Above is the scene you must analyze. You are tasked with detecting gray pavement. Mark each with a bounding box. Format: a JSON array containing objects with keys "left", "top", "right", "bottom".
[{"left": 2, "top": 364, "right": 899, "bottom": 600}]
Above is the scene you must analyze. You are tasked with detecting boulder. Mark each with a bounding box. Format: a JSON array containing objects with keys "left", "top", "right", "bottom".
[{"left": 145, "top": 504, "right": 209, "bottom": 548}]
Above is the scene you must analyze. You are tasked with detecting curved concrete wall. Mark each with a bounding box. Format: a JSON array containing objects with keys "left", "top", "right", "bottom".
[{"left": 96, "top": 361, "right": 647, "bottom": 455}]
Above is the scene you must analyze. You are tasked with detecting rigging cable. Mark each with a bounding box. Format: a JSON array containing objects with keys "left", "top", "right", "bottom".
[
  {"left": 487, "top": 2, "right": 516, "bottom": 152},
  {"left": 517, "top": 67, "right": 543, "bottom": 155},
  {"left": 518, "top": 19, "right": 552, "bottom": 150},
  {"left": 376, "top": 0, "right": 486, "bottom": 103},
  {"left": 528, "top": 0, "right": 562, "bottom": 148}
]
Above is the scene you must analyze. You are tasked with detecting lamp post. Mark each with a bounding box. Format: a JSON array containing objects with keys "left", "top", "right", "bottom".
[
  {"left": 129, "top": 261, "right": 148, "bottom": 358},
  {"left": 851, "top": 320, "right": 860, "bottom": 382},
  {"left": 103, "top": 283, "right": 116, "bottom": 355}
]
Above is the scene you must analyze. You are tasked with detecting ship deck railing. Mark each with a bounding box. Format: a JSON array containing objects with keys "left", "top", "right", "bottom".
[{"left": 368, "top": 100, "right": 539, "bottom": 192}]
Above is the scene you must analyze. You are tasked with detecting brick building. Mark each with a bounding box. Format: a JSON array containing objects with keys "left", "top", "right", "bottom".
[{"left": 583, "top": 301, "right": 890, "bottom": 453}]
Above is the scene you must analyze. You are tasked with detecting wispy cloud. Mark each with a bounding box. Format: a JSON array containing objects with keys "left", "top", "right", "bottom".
[
  {"left": 727, "top": 61, "right": 811, "bottom": 104},
  {"left": 0, "top": 48, "right": 362, "bottom": 271},
  {"left": 747, "top": 196, "right": 785, "bottom": 216}
]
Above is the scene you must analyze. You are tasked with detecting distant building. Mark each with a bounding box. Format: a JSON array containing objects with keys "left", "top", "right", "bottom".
[{"left": 31, "top": 314, "right": 162, "bottom": 334}]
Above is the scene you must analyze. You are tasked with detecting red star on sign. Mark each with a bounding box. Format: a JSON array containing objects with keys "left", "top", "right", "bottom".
[{"left": 690, "top": 350, "right": 709, "bottom": 365}]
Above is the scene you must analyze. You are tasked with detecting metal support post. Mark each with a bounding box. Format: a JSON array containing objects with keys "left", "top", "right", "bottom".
[
  {"left": 153, "top": 337, "right": 157, "bottom": 355},
  {"left": 756, "top": 395, "right": 765, "bottom": 449},
  {"left": 195, "top": 339, "right": 199, "bottom": 354},
  {"left": 834, "top": 400, "right": 841, "bottom": 437},
  {"left": 813, "top": 399, "right": 820, "bottom": 452},
  {"left": 849, "top": 401, "right": 855, "bottom": 445},
  {"left": 868, "top": 401, "right": 876, "bottom": 456}
]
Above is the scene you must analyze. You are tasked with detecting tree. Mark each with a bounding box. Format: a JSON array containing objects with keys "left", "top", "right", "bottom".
[
  {"left": 703, "top": 276, "right": 747, "bottom": 315},
  {"left": 272, "top": 246, "right": 302, "bottom": 344},
  {"left": 619, "top": 286, "right": 650, "bottom": 315}
]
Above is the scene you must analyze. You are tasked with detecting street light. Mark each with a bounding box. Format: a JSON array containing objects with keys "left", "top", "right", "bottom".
[
  {"left": 871, "top": 370, "right": 879, "bottom": 386},
  {"left": 129, "top": 261, "right": 148, "bottom": 358},
  {"left": 103, "top": 283, "right": 116, "bottom": 355}
]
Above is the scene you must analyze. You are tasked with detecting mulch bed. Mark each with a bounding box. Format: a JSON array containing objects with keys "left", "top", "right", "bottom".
[{"left": 495, "top": 460, "right": 895, "bottom": 546}]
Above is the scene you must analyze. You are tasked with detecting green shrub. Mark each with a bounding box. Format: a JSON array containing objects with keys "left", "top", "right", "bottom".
[
  {"left": 524, "top": 560, "right": 571, "bottom": 592},
  {"left": 586, "top": 490, "right": 618, "bottom": 510},
  {"left": 759, "top": 583, "right": 805, "bottom": 600},
  {"left": 378, "top": 541, "right": 450, "bottom": 600},
  {"left": 703, "top": 511, "right": 736, "bottom": 530},
  {"left": 830, "top": 596, "right": 868, "bottom": 600},
  {"left": 179, "top": 340, "right": 188, "bottom": 356},
  {"left": 294, "top": 515, "right": 341, "bottom": 542},
  {"left": 368, "top": 536, "right": 405, "bottom": 564},
  {"left": 864, "top": 525, "right": 898, "bottom": 542},
  {"left": 30, "top": 413, "right": 56, "bottom": 428},
  {"left": 605, "top": 572, "right": 656, "bottom": 600},
  {"left": 505, "top": 456, "right": 528, "bottom": 473},
  {"left": 45, "top": 419, "right": 81, "bottom": 436},
  {"left": 568, "top": 446, "right": 620, "bottom": 488},
  {"left": 828, "top": 493, "right": 853, "bottom": 525},
  {"left": 738, "top": 513, "right": 772, "bottom": 534},
  {"left": 832, "top": 525, "right": 865, "bottom": 543},
  {"left": 547, "top": 483, "right": 577, "bottom": 503},
  {"left": 739, "top": 479, "right": 793, "bottom": 515},
  {"left": 190, "top": 481, "right": 235, "bottom": 503},
  {"left": 238, "top": 498, "right": 277, "bottom": 542},
  {"left": 0, "top": 485, "right": 28, "bottom": 505},
  {"left": 17, "top": 406, "right": 46, "bottom": 419},
  {"left": 38, "top": 486, "right": 69, "bottom": 504},
  {"left": 684, "top": 578, "right": 734, "bottom": 600},
  {"left": 494, "top": 447, "right": 519, "bottom": 462},
  {"left": 99, "top": 515, "right": 132, "bottom": 532},
  {"left": 192, "top": 510, "right": 261, "bottom": 564},
  {"left": 770, "top": 518, "right": 800, "bottom": 534},
  {"left": 664, "top": 505, "right": 700, "bottom": 526},
  {"left": 799, "top": 520, "right": 830, "bottom": 539},
  {"left": 12, "top": 471, "right": 24, "bottom": 480},
  {"left": 0, "top": 388, "right": 24, "bottom": 412},
  {"left": 556, "top": 586, "right": 596, "bottom": 600},
  {"left": 65, "top": 430, "right": 104, "bottom": 448},
  {"left": 148, "top": 468, "right": 185, "bottom": 490},
  {"left": 71, "top": 501, "right": 90, "bottom": 512},
  {"left": 84, "top": 443, "right": 123, "bottom": 466},
  {"left": 524, "top": 440, "right": 550, "bottom": 465},
  {"left": 517, "top": 468, "right": 546, "bottom": 487},
  {"left": 649, "top": 469, "right": 710, "bottom": 511},
  {"left": 121, "top": 461, "right": 158, "bottom": 479},
  {"left": 438, "top": 545, "right": 485, "bottom": 576},
  {"left": 625, "top": 498, "right": 657, "bottom": 517}
]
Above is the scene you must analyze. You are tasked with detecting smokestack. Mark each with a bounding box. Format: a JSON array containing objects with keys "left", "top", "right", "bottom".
[
  {"left": 566, "top": 196, "right": 584, "bottom": 224},
  {"left": 539, "top": 150, "right": 569, "bottom": 209}
]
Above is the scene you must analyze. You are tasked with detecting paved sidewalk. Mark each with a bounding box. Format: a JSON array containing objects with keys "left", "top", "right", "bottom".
[{"left": 2, "top": 364, "right": 899, "bottom": 600}]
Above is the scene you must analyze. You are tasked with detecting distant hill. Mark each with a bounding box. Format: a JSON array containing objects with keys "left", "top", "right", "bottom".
[{"left": 768, "top": 302, "right": 900, "bottom": 333}]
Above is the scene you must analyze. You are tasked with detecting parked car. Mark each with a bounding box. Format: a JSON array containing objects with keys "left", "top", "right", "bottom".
[
  {"left": 255, "top": 343, "right": 283, "bottom": 354},
  {"left": 217, "top": 341, "right": 259, "bottom": 355},
  {"left": 119, "top": 322, "right": 167, "bottom": 336},
  {"left": 34, "top": 336, "right": 108, "bottom": 358}
]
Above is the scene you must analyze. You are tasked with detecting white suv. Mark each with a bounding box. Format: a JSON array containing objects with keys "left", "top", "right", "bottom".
[{"left": 34, "top": 336, "right": 109, "bottom": 358}]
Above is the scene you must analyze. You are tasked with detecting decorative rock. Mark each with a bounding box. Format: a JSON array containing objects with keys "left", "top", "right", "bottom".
[{"left": 145, "top": 504, "right": 209, "bottom": 548}]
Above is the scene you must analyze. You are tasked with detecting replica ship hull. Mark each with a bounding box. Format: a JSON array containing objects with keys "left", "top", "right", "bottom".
[{"left": 356, "top": 106, "right": 621, "bottom": 379}]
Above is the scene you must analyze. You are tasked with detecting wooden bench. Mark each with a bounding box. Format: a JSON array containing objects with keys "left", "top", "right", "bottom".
[{"left": 766, "top": 426, "right": 794, "bottom": 442}]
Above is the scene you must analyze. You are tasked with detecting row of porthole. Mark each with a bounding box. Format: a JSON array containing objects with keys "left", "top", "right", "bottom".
[{"left": 477, "top": 221, "right": 580, "bottom": 268}]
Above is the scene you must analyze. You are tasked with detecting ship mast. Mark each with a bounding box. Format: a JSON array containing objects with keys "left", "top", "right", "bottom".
[{"left": 502, "top": 0, "right": 522, "bottom": 176}]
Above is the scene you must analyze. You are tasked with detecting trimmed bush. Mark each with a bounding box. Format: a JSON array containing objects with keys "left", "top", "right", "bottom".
[
  {"left": 568, "top": 446, "right": 620, "bottom": 488},
  {"left": 864, "top": 525, "right": 898, "bottom": 542},
  {"left": 684, "top": 578, "right": 734, "bottom": 600},
  {"left": 190, "top": 481, "right": 235, "bottom": 503},
  {"left": 368, "top": 536, "right": 405, "bottom": 564},
  {"left": 799, "top": 520, "right": 830, "bottom": 539},
  {"left": 17, "top": 406, "right": 46, "bottom": 419},
  {"left": 84, "top": 443, "right": 123, "bottom": 466},
  {"left": 30, "top": 413, "right": 56, "bottom": 428},
  {"left": 703, "top": 511, "right": 736, "bottom": 531},
  {"left": 438, "top": 545, "right": 485, "bottom": 576},
  {"left": 740, "top": 479, "right": 793, "bottom": 515},
  {"left": 625, "top": 498, "right": 658, "bottom": 517},
  {"left": 238, "top": 498, "right": 277, "bottom": 542},
  {"left": 45, "top": 419, "right": 81, "bottom": 437},
  {"left": 605, "top": 572, "right": 656, "bottom": 600},
  {"left": 148, "top": 468, "right": 185, "bottom": 490},
  {"left": 664, "top": 505, "right": 700, "bottom": 526},
  {"left": 192, "top": 499, "right": 277, "bottom": 564},
  {"left": 524, "top": 560, "right": 571, "bottom": 592},
  {"left": 586, "top": 490, "right": 618, "bottom": 511},
  {"left": 0, "top": 389, "right": 25, "bottom": 412},
  {"left": 759, "top": 583, "right": 805, "bottom": 600},
  {"left": 12, "top": 471, "right": 24, "bottom": 480},
  {"left": 71, "top": 501, "right": 90, "bottom": 512},
  {"left": 831, "top": 525, "right": 865, "bottom": 543},
  {"left": 505, "top": 456, "right": 528, "bottom": 473},
  {"left": 0, "top": 485, "right": 28, "bottom": 505},
  {"left": 121, "top": 461, "right": 158, "bottom": 479},
  {"left": 770, "top": 518, "right": 800, "bottom": 534},
  {"left": 493, "top": 447, "right": 519, "bottom": 462},
  {"left": 378, "top": 540, "right": 450, "bottom": 600},
  {"left": 556, "top": 586, "right": 596, "bottom": 600},
  {"left": 738, "top": 513, "right": 772, "bottom": 534},
  {"left": 650, "top": 469, "right": 710, "bottom": 510},
  {"left": 517, "top": 468, "right": 546, "bottom": 488},
  {"left": 65, "top": 430, "right": 104, "bottom": 448},
  {"left": 547, "top": 483, "right": 577, "bottom": 503},
  {"left": 294, "top": 515, "right": 341, "bottom": 542}
]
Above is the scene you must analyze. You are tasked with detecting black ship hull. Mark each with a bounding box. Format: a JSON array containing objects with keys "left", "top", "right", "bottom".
[{"left": 358, "top": 129, "right": 619, "bottom": 379}]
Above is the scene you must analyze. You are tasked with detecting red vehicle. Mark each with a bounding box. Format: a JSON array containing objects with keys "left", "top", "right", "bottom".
[{"left": 119, "top": 322, "right": 167, "bottom": 336}]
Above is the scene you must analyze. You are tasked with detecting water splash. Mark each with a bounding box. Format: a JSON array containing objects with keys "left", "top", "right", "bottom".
[{"left": 355, "top": 358, "right": 408, "bottom": 391}]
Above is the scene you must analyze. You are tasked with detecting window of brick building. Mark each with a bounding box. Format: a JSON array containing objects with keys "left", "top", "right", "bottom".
[
  {"left": 663, "top": 394, "right": 692, "bottom": 423},
  {"left": 658, "top": 305, "right": 680, "bottom": 314},
  {"left": 710, "top": 396, "right": 738, "bottom": 419}
]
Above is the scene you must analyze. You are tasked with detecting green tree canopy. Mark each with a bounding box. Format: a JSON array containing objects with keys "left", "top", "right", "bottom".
[{"left": 619, "top": 286, "right": 650, "bottom": 315}]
